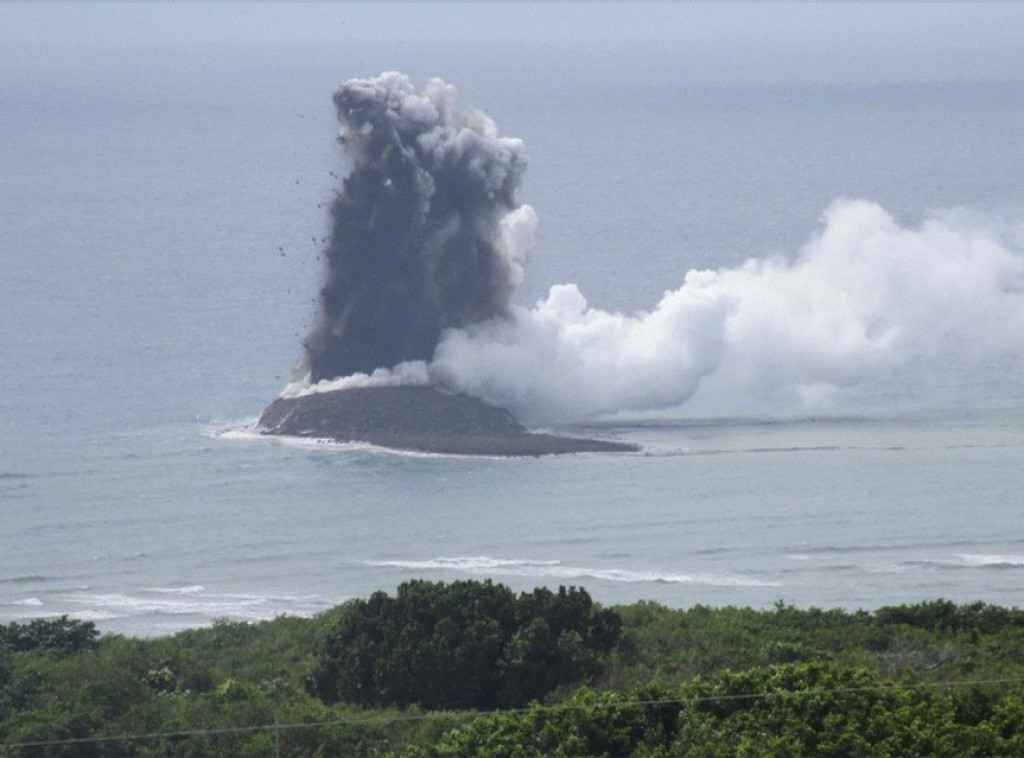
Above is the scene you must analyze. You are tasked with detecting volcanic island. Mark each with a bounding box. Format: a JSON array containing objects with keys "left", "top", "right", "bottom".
[{"left": 259, "top": 386, "right": 637, "bottom": 457}]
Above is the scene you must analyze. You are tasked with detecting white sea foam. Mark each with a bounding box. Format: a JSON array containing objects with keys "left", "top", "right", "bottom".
[
  {"left": 365, "top": 556, "right": 780, "bottom": 588},
  {"left": 215, "top": 425, "right": 513, "bottom": 460},
  {"left": 147, "top": 585, "right": 206, "bottom": 594},
  {"left": 69, "top": 610, "right": 122, "bottom": 622},
  {"left": 371, "top": 557, "right": 562, "bottom": 571},
  {"left": 956, "top": 554, "right": 1024, "bottom": 568},
  {"left": 210, "top": 423, "right": 372, "bottom": 452},
  {"left": 67, "top": 592, "right": 265, "bottom": 617},
  {"left": 12, "top": 597, "right": 43, "bottom": 606},
  {"left": 205, "top": 421, "right": 256, "bottom": 437},
  {"left": 897, "top": 554, "right": 1024, "bottom": 571},
  {"left": 62, "top": 589, "right": 332, "bottom": 625}
]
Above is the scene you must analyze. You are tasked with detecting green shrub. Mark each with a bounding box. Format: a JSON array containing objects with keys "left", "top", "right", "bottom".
[
  {"left": 310, "top": 580, "right": 621, "bottom": 710},
  {"left": 0, "top": 617, "right": 98, "bottom": 655}
]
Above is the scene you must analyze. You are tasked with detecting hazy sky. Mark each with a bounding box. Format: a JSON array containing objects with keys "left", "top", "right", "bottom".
[{"left": 2, "top": 2, "right": 1023, "bottom": 85}]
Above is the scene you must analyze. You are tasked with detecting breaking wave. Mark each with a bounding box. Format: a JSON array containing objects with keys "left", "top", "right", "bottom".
[
  {"left": 955, "top": 554, "right": 1024, "bottom": 569},
  {"left": 900, "top": 554, "right": 1024, "bottom": 571},
  {"left": 365, "top": 556, "right": 780, "bottom": 588}
]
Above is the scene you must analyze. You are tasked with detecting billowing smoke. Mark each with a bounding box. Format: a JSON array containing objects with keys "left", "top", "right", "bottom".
[
  {"left": 302, "top": 72, "right": 536, "bottom": 382},
  {"left": 431, "top": 200, "right": 1024, "bottom": 423},
  {"left": 293, "top": 73, "right": 1024, "bottom": 424}
]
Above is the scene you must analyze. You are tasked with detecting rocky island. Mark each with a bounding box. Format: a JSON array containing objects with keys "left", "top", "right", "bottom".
[{"left": 259, "top": 386, "right": 637, "bottom": 457}]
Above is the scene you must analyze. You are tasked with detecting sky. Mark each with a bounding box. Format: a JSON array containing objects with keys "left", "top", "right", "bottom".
[{"left": 2, "top": 2, "right": 1023, "bottom": 86}]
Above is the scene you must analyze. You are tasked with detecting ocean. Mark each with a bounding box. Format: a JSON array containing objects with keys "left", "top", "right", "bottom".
[{"left": 2, "top": 33, "right": 1024, "bottom": 636}]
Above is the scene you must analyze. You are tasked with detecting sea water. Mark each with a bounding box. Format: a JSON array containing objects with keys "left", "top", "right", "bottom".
[{"left": 2, "top": 40, "right": 1024, "bottom": 635}]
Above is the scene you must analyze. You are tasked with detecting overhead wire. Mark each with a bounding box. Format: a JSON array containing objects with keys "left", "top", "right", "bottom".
[{"left": 3, "top": 674, "right": 1023, "bottom": 751}]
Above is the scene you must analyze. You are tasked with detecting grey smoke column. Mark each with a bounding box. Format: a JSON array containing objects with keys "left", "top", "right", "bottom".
[{"left": 304, "top": 73, "right": 529, "bottom": 382}]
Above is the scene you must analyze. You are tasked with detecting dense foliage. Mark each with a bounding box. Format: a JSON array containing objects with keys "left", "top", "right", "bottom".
[
  {"left": 311, "top": 580, "right": 621, "bottom": 709},
  {"left": 390, "top": 665, "right": 1024, "bottom": 758},
  {"left": 0, "top": 617, "right": 98, "bottom": 655},
  {"left": 2, "top": 586, "right": 1024, "bottom": 757},
  {"left": 601, "top": 599, "right": 1024, "bottom": 690}
]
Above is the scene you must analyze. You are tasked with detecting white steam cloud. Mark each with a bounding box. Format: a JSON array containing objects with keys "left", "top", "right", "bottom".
[{"left": 429, "top": 200, "right": 1024, "bottom": 424}]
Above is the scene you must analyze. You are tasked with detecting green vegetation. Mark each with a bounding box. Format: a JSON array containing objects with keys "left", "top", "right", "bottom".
[
  {"left": 0, "top": 617, "right": 99, "bottom": 655},
  {"left": 390, "top": 666, "right": 1024, "bottom": 757},
  {"left": 2, "top": 586, "right": 1024, "bottom": 757},
  {"left": 311, "top": 580, "right": 620, "bottom": 709}
]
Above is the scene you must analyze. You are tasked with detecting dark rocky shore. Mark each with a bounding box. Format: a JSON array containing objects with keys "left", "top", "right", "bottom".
[{"left": 259, "top": 386, "right": 637, "bottom": 456}]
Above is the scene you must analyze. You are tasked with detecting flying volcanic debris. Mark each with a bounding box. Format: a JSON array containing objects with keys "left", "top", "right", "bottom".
[{"left": 302, "top": 72, "right": 537, "bottom": 383}]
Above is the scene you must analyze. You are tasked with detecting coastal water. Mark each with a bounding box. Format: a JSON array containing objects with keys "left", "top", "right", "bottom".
[{"left": 3, "top": 36, "right": 1024, "bottom": 635}]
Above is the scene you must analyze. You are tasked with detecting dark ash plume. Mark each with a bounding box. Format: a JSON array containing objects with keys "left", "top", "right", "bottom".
[{"left": 303, "top": 72, "right": 533, "bottom": 382}]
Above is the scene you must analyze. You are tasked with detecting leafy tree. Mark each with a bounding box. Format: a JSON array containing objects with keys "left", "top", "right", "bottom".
[
  {"left": 387, "top": 664, "right": 1024, "bottom": 758},
  {"left": 311, "top": 580, "right": 620, "bottom": 710},
  {"left": 0, "top": 617, "right": 98, "bottom": 655},
  {"left": 875, "top": 599, "right": 1024, "bottom": 636}
]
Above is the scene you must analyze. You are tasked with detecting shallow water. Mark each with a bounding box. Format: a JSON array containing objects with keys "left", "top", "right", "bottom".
[{"left": 2, "top": 409, "right": 1022, "bottom": 636}]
